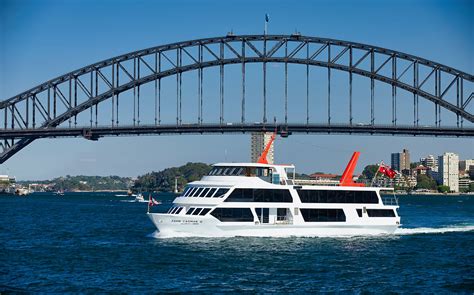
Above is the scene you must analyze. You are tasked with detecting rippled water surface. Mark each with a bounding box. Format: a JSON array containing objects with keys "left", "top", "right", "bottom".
[{"left": 1, "top": 193, "right": 473, "bottom": 293}]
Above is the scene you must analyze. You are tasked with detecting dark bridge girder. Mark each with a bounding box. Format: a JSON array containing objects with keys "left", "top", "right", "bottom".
[
  {"left": 1, "top": 34, "right": 473, "bottom": 163},
  {"left": 1, "top": 124, "right": 474, "bottom": 139}
]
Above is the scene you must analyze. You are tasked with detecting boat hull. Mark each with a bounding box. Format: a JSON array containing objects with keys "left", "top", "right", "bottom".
[{"left": 148, "top": 213, "right": 399, "bottom": 237}]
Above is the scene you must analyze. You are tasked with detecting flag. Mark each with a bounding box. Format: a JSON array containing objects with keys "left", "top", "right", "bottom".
[
  {"left": 265, "top": 13, "right": 269, "bottom": 22},
  {"left": 148, "top": 194, "right": 160, "bottom": 207},
  {"left": 378, "top": 165, "right": 397, "bottom": 179}
]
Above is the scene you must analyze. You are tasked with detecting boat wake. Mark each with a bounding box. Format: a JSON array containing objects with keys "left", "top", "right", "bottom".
[
  {"left": 147, "top": 231, "right": 196, "bottom": 239},
  {"left": 394, "top": 225, "right": 474, "bottom": 235},
  {"left": 147, "top": 225, "right": 474, "bottom": 239}
]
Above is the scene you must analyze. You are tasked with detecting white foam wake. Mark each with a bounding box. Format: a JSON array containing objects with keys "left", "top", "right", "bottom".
[
  {"left": 146, "top": 226, "right": 474, "bottom": 239},
  {"left": 394, "top": 225, "right": 474, "bottom": 235}
]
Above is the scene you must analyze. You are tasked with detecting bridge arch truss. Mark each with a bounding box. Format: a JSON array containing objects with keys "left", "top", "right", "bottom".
[{"left": 1, "top": 34, "right": 473, "bottom": 163}]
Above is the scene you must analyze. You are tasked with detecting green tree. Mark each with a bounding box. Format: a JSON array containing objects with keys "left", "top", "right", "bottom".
[
  {"left": 132, "top": 162, "right": 212, "bottom": 192},
  {"left": 437, "top": 185, "right": 450, "bottom": 193},
  {"left": 361, "top": 165, "right": 379, "bottom": 180},
  {"left": 410, "top": 162, "right": 421, "bottom": 169},
  {"left": 416, "top": 174, "right": 437, "bottom": 190}
]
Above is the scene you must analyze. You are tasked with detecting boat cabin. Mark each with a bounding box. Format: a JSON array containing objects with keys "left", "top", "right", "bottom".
[{"left": 207, "top": 163, "right": 296, "bottom": 185}]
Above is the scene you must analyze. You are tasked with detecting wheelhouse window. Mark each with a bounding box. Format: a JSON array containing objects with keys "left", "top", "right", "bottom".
[
  {"left": 208, "top": 166, "right": 246, "bottom": 176},
  {"left": 214, "top": 188, "right": 230, "bottom": 198},
  {"left": 205, "top": 188, "right": 217, "bottom": 197},
  {"left": 186, "top": 207, "right": 195, "bottom": 215},
  {"left": 356, "top": 209, "right": 363, "bottom": 217},
  {"left": 300, "top": 209, "right": 346, "bottom": 222},
  {"left": 193, "top": 188, "right": 204, "bottom": 197},
  {"left": 225, "top": 188, "right": 293, "bottom": 202},
  {"left": 181, "top": 187, "right": 191, "bottom": 197},
  {"left": 297, "top": 190, "right": 379, "bottom": 204},
  {"left": 210, "top": 208, "right": 254, "bottom": 222},
  {"left": 366, "top": 209, "right": 396, "bottom": 217},
  {"left": 208, "top": 166, "right": 272, "bottom": 179},
  {"left": 186, "top": 187, "right": 197, "bottom": 197},
  {"left": 199, "top": 188, "right": 210, "bottom": 197}
]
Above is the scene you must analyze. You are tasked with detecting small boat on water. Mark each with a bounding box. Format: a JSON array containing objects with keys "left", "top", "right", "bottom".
[
  {"left": 133, "top": 193, "right": 149, "bottom": 203},
  {"left": 55, "top": 190, "right": 65, "bottom": 196}
]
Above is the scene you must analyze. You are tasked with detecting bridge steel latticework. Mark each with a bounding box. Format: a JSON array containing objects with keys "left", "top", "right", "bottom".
[{"left": 0, "top": 34, "right": 473, "bottom": 163}]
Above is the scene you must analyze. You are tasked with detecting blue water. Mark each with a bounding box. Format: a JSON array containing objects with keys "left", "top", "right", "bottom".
[{"left": 1, "top": 193, "right": 473, "bottom": 293}]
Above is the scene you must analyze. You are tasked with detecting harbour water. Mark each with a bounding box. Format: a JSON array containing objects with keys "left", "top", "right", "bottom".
[{"left": 1, "top": 193, "right": 473, "bottom": 293}]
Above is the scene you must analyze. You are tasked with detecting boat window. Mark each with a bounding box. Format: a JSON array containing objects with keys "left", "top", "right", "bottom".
[
  {"left": 300, "top": 209, "right": 346, "bottom": 222},
  {"left": 245, "top": 167, "right": 257, "bottom": 177},
  {"left": 169, "top": 207, "right": 178, "bottom": 214},
  {"left": 277, "top": 208, "right": 288, "bottom": 221},
  {"left": 199, "top": 188, "right": 211, "bottom": 197},
  {"left": 192, "top": 208, "right": 203, "bottom": 215},
  {"left": 366, "top": 209, "right": 396, "bottom": 217},
  {"left": 167, "top": 207, "right": 174, "bottom": 213},
  {"left": 210, "top": 208, "right": 254, "bottom": 222},
  {"left": 356, "top": 209, "right": 363, "bottom": 217},
  {"left": 186, "top": 207, "right": 195, "bottom": 215},
  {"left": 199, "top": 208, "right": 211, "bottom": 215},
  {"left": 214, "top": 188, "right": 230, "bottom": 198},
  {"left": 225, "top": 188, "right": 293, "bottom": 202},
  {"left": 175, "top": 207, "right": 183, "bottom": 214},
  {"left": 193, "top": 188, "right": 203, "bottom": 197},
  {"left": 205, "top": 188, "right": 216, "bottom": 197},
  {"left": 181, "top": 187, "right": 191, "bottom": 197},
  {"left": 186, "top": 187, "right": 197, "bottom": 197},
  {"left": 297, "top": 190, "right": 379, "bottom": 204}
]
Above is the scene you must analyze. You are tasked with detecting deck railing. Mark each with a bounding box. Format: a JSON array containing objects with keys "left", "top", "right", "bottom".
[{"left": 381, "top": 194, "right": 399, "bottom": 206}]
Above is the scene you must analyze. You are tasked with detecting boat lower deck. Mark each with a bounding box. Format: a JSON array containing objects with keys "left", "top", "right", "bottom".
[{"left": 148, "top": 213, "right": 399, "bottom": 237}]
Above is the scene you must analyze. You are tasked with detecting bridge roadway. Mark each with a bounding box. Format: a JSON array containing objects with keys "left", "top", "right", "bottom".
[{"left": 1, "top": 123, "right": 473, "bottom": 139}]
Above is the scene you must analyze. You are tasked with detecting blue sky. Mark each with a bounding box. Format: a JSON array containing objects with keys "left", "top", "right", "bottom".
[{"left": 0, "top": 0, "right": 473, "bottom": 180}]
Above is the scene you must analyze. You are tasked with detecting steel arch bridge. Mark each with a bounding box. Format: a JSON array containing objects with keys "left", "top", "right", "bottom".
[{"left": 1, "top": 34, "right": 473, "bottom": 163}]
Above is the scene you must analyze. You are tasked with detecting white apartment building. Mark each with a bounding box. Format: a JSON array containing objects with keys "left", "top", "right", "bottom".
[
  {"left": 250, "top": 132, "right": 274, "bottom": 164},
  {"left": 420, "top": 155, "right": 438, "bottom": 168},
  {"left": 438, "top": 152, "right": 459, "bottom": 192}
]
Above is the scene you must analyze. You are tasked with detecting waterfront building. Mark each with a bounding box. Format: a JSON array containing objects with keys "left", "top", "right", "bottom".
[
  {"left": 391, "top": 149, "right": 410, "bottom": 173},
  {"left": 458, "top": 176, "right": 471, "bottom": 192},
  {"left": 420, "top": 155, "right": 438, "bottom": 168},
  {"left": 414, "top": 165, "right": 429, "bottom": 176},
  {"left": 438, "top": 152, "right": 459, "bottom": 192},
  {"left": 309, "top": 173, "right": 340, "bottom": 186},
  {"left": 459, "top": 160, "right": 474, "bottom": 172},
  {"left": 250, "top": 132, "right": 274, "bottom": 164}
]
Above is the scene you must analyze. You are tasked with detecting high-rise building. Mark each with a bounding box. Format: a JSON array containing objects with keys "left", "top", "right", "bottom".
[
  {"left": 250, "top": 132, "right": 274, "bottom": 164},
  {"left": 459, "top": 159, "right": 474, "bottom": 172},
  {"left": 438, "top": 152, "right": 459, "bottom": 192},
  {"left": 391, "top": 149, "right": 410, "bottom": 172},
  {"left": 420, "top": 155, "right": 438, "bottom": 168}
]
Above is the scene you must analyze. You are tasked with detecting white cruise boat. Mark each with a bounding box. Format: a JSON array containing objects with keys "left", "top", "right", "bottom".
[{"left": 148, "top": 150, "right": 401, "bottom": 237}]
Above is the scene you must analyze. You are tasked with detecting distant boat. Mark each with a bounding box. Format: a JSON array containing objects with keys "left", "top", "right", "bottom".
[
  {"left": 134, "top": 193, "right": 147, "bottom": 203},
  {"left": 55, "top": 190, "right": 65, "bottom": 196},
  {"left": 15, "top": 187, "right": 32, "bottom": 196}
]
